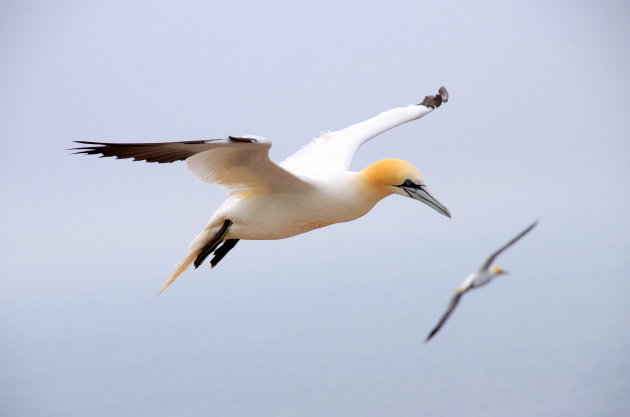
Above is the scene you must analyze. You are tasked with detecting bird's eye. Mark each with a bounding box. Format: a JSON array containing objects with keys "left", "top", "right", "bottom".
[{"left": 403, "top": 179, "right": 414, "bottom": 187}]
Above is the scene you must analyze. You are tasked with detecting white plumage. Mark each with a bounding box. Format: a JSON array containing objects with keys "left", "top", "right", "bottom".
[{"left": 72, "top": 87, "right": 450, "bottom": 293}]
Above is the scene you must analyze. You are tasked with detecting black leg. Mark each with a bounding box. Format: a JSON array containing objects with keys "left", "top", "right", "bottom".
[
  {"left": 194, "top": 219, "right": 232, "bottom": 269},
  {"left": 210, "top": 239, "right": 240, "bottom": 268}
]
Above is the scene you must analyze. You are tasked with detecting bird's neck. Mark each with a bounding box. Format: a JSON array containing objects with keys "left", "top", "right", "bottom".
[{"left": 355, "top": 168, "right": 394, "bottom": 202}]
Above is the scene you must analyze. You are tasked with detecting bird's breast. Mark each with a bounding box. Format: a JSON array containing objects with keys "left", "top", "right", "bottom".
[{"left": 220, "top": 181, "right": 380, "bottom": 240}]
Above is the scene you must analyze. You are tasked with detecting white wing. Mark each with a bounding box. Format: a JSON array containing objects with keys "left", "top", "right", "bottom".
[
  {"left": 72, "top": 136, "right": 313, "bottom": 196},
  {"left": 281, "top": 87, "right": 448, "bottom": 178}
]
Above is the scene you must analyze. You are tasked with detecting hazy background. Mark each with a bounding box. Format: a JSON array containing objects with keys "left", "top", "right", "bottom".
[{"left": 2, "top": 1, "right": 629, "bottom": 416}]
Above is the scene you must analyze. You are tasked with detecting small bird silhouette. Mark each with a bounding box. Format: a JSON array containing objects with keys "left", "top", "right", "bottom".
[{"left": 425, "top": 221, "right": 538, "bottom": 342}]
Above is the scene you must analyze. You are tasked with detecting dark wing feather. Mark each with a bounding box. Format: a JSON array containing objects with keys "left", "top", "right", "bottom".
[
  {"left": 420, "top": 86, "right": 449, "bottom": 109},
  {"left": 72, "top": 138, "right": 314, "bottom": 194},
  {"left": 425, "top": 291, "right": 464, "bottom": 342},
  {"left": 480, "top": 220, "right": 539, "bottom": 271},
  {"left": 70, "top": 140, "right": 226, "bottom": 163}
]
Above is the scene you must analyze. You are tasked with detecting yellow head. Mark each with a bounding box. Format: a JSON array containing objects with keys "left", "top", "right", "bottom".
[
  {"left": 360, "top": 158, "right": 451, "bottom": 218},
  {"left": 491, "top": 266, "right": 507, "bottom": 275},
  {"left": 361, "top": 159, "right": 421, "bottom": 187}
]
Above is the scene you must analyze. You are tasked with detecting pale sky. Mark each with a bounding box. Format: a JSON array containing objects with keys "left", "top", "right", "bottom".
[{"left": 2, "top": 1, "right": 629, "bottom": 416}]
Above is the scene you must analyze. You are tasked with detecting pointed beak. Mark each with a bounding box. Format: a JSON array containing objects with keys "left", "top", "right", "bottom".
[{"left": 401, "top": 185, "right": 451, "bottom": 218}]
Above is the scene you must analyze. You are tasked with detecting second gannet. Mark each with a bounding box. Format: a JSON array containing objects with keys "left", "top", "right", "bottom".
[
  {"left": 425, "top": 220, "right": 538, "bottom": 342},
  {"left": 72, "top": 87, "right": 451, "bottom": 294}
]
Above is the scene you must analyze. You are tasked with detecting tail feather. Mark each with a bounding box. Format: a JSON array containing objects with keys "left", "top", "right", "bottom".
[
  {"left": 194, "top": 220, "right": 232, "bottom": 268},
  {"left": 156, "top": 253, "right": 197, "bottom": 296},
  {"left": 156, "top": 219, "right": 234, "bottom": 296}
]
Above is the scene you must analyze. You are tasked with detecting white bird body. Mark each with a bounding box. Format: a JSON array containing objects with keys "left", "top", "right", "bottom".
[
  {"left": 204, "top": 172, "right": 378, "bottom": 240},
  {"left": 456, "top": 269, "right": 495, "bottom": 293},
  {"left": 72, "top": 87, "right": 451, "bottom": 293}
]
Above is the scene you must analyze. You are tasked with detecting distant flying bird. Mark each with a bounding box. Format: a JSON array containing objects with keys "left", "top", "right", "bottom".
[
  {"left": 425, "top": 220, "right": 538, "bottom": 342},
  {"left": 72, "top": 87, "right": 450, "bottom": 294}
]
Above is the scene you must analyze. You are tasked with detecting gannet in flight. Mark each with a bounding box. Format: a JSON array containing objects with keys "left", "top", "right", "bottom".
[
  {"left": 425, "top": 220, "right": 538, "bottom": 342},
  {"left": 73, "top": 87, "right": 450, "bottom": 294}
]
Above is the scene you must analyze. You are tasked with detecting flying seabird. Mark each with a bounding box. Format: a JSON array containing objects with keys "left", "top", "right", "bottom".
[
  {"left": 72, "top": 87, "right": 450, "bottom": 294},
  {"left": 425, "top": 220, "right": 538, "bottom": 342}
]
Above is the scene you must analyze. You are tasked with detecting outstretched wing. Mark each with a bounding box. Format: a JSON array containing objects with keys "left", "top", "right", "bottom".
[
  {"left": 479, "top": 220, "right": 539, "bottom": 271},
  {"left": 425, "top": 290, "right": 465, "bottom": 342},
  {"left": 281, "top": 87, "right": 448, "bottom": 178},
  {"left": 72, "top": 136, "right": 313, "bottom": 196}
]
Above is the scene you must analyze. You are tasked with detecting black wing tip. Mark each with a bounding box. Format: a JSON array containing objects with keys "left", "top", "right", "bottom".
[
  {"left": 68, "top": 144, "right": 147, "bottom": 161},
  {"left": 420, "top": 86, "right": 449, "bottom": 109},
  {"left": 518, "top": 219, "right": 540, "bottom": 238},
  {"left": 228, "top": 136, "right": 258, "bottom": 143},
  {"left": 68, "top": 141, "right": 104, "bottom": 152},
  {"left": 438, "top": 86, "right": 449, "bottom": 102},
  {"left": 73, "top": 140, "right": 105, "bottom": 145},
  {"left": 69, "top": 141, "right": 119, "bottom": 156},
  {"left": 68, "top": 139, "right": 218, "bottom": 163},
  {"left": 69, "top": 139, "right": 216, "bottom": 149},
  {"left": 522, "top": 219, "right": 539, "bottom": 238},
  {"left": 425, "top": 324, "right": 442, "bottom": 343}
]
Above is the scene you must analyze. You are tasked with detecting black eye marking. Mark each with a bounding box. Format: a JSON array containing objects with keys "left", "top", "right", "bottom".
[{"left": 397, "top": 179, "right": 425, "bottom": 189}]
